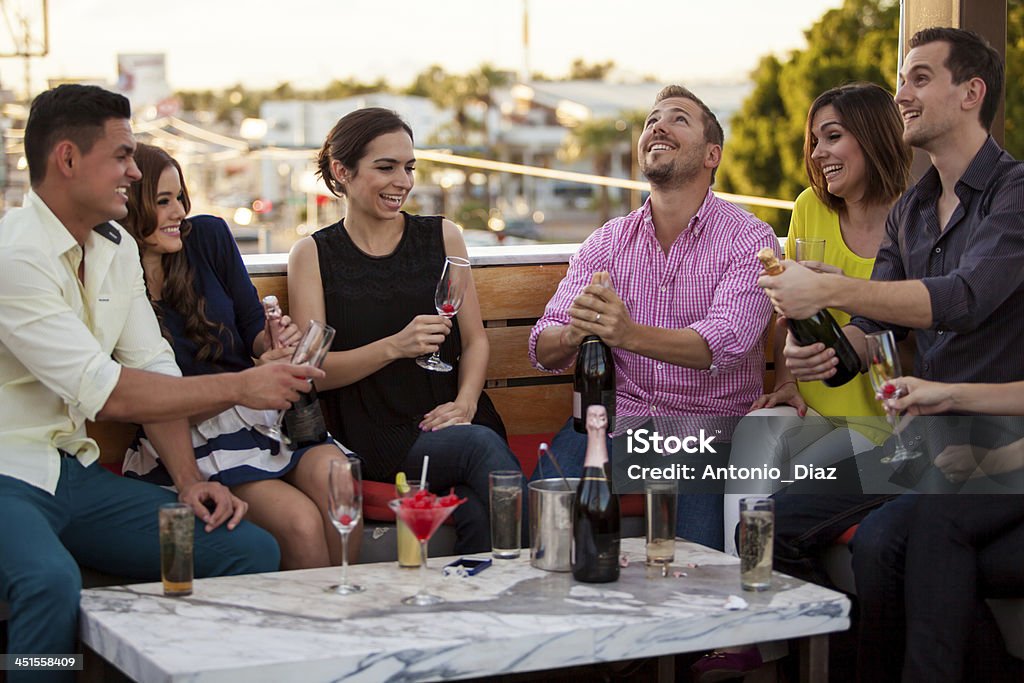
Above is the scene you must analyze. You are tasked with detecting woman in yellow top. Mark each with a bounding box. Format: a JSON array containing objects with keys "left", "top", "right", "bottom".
[{"left": 723, "top": 82, "right": 911, "bottom": 552}]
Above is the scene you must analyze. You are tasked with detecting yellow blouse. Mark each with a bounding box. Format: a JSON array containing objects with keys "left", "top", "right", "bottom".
[{"left": 785, "top": 188, "right": 889, "bottom": 444}]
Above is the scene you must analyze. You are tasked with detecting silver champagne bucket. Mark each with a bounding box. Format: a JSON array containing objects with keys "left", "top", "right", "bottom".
[{"left": 528, "top": 478, "right": 579, "bottom": 571}]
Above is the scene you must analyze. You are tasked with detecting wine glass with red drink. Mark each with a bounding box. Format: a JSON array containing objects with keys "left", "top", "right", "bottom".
[
  {"left": 388, "top": 490, "right": 466, "bottom": 605},
  {"left": 326, "top": 457, "right": 364, "bottom": 595},
  {"left": 416, "top": 256, "right": 471, "bottom": 373}
]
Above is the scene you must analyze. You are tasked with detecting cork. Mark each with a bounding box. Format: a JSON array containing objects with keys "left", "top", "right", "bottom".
[{"left": 756, "top": 247, "right": 784, "bottom": 276}]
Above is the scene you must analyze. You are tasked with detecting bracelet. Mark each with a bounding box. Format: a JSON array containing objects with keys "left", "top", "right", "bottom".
[{"left": 774, "top": 380, "right": 797, "bottom": 392}]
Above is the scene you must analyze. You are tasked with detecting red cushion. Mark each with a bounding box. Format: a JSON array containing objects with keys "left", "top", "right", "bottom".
[
  {"left": 364, "top": 480, "right": 398, "bottom": 522},
  {"left": 836, "top": 525, "right": 858, "bottom": 545},
  {"left": 101, "top": 462, "right": 122, "bottom": 476},
  {"left": 508, "top": 433, "right": 555, "bottom": 478},
  {"left": 620, "top": 494, "right": 644, "bottom": 518}
]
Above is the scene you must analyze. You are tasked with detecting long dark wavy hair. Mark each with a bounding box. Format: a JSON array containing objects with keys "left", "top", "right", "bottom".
[{"left": 122, "top": 143, "right": 226, "bottom": 364}]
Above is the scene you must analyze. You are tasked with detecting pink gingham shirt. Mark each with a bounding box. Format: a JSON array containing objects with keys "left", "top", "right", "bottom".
[{"left": 529, "top": 191, "right": 777, "bottom": 419}]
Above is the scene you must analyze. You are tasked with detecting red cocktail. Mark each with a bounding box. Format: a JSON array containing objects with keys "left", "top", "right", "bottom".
[{"left": 388, "top": 490, "right": 465, "bottom": 605}]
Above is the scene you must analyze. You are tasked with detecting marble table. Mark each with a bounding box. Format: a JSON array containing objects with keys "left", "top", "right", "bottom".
[{"left": 79, "top": 538, "right": 849, "bottom": 683}]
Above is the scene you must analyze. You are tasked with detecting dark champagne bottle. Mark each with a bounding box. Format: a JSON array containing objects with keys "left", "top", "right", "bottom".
[
  {"left": 261, "top": 295, "right": 284, "bottom": 350},
  {"left": 572, "top": 405, "right": 621, "bottom": 583},
  {"left": 757, "top": 248, "right": 860, "bottom": 388},
  {"left": 282, "top": 383, "right": 328, "bottom": 449},
  {"left": 573, "top": 335, "right": 615, "bottom": 434}
]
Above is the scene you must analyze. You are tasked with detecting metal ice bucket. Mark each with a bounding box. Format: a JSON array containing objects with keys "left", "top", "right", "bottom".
[{"left": 528, "top": 478, "right": 579, "bottom": 571}]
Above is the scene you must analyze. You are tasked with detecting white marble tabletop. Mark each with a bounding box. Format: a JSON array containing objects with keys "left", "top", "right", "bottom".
[{"left": 79, "top": 537, "right": 849, "bottom": 683}]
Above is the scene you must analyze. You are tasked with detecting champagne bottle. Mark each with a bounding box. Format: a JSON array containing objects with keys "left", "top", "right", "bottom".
[
  {"left": 573, "top": 335, "right": 615, "bottom": 434},
  {"left": 261, "top": 295, "right": 284, "bottom": 350},
  {"left": 572, "top": 405, "right": 620, "bottom": 583},
  {"left": 757, "top": 248, "right": 860, "bottom": 388},
  {"left": 282, "top": 383, "right": 328, "bottom": 449}
]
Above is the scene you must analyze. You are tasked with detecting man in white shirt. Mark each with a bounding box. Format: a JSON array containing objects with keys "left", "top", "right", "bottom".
[{"left": 0, "top": 84, "right": 322, "bottom": 673}]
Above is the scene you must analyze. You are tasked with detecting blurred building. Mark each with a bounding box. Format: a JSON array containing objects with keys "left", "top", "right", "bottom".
[
  {"left": 116, "top": 53, "right": 179, "bottom": 119},
  {"left": 487, "top": 79, "right": 750, "bottom": 227},
  {"left": 260, "top": 94, "right": 453, "bottom": 148}
]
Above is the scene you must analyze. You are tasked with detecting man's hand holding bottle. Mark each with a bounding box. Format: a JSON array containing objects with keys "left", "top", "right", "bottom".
[{"left": 565, "top": 271, "right": 633, "bottom": 348}]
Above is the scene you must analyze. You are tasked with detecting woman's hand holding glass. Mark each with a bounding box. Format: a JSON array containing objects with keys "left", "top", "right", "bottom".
[
  {"left": 416, "top": 256, "right": 471, "bottom": 372},
  {"left": 390, "top": 315, "right": 451, "bottom": 359},
  {"left": 880, "top": 376, "right": 956, "bottom": 416}
]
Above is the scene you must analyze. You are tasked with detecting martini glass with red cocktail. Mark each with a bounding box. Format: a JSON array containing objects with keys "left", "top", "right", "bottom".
[
  {"left": 388, "top": 489, "right": 466, "bottom": 605},
  {"left": 415, "top": 256, "right": 471, "bottom": 373}
]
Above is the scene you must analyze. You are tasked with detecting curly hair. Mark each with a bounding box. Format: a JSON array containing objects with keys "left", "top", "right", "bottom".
[{"left": 122, "top": 143, "right": 227, "bottom": 365}]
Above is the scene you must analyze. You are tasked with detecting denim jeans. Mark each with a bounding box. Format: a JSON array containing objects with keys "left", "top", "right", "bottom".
[
  {"left": 904, "top": 495, "right": 1024, "bottom": 683},
  {"left": 403, "top": 424, "right": 524, "bottom": 554},
  {"left": 0, "top": 457, "right": 279, "bottom": 683},
  {"left": 769, "top": 488, "right": 894, "bottom": 588},
  {"left": 849, "top": 494, "right": 918, "bottom": 683},
  {"left": 535, "top": 417, "right": 726, "bottom": 551}
]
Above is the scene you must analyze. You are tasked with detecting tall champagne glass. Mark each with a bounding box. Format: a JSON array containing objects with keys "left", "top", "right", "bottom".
[
  {"left": 254, "top": 320, "right": 335, "bottom": 444},
  {"left": 416, "top": 256, "right": 471, "bottom": 373},
  {"left": 865, "top": 330, "right": 922, "bottom": 464},
  {"left": 326, "top": 457, "right": 364, "bottom": 595}
]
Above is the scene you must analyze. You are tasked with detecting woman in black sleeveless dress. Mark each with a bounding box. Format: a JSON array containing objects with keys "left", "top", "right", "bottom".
[{"left": 288, "top": 108, "right": 523, "bottom": 554}]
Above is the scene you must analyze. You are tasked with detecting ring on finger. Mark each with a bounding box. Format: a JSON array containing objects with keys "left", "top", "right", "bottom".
[{"left": 595, "top": 313, "right": 601, "bottom": 323}]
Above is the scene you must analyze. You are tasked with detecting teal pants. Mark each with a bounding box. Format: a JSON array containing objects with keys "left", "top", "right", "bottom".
[{"left": 0, "top": 455, "right": 279, "bottom": 682}]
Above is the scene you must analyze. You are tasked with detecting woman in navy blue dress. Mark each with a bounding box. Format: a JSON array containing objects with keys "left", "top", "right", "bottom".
[{"left": 120, "top": 143, "right": 355, "bottom": 570}]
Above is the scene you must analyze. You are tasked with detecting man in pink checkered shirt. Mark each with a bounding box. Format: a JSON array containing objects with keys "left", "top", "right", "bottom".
[{"left": 528, "top": 85, "right": 777, "bottom": 550}]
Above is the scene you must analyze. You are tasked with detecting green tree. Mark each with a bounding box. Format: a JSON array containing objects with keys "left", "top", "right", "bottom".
[
  {"left": 561, "top": 113, "right": 643, "bottom": 224},
  {"left": 568, "top": 58, "right": 616, "bottom": 80},
  {"left": 1005, "top": 0, "right": 1023, "bottom": 158},
  {"left": 405, "top": 63, "right": 510, "bottom": 142},
  {"left": 718, "top": 0, "right": 900, "bottom": 231}
]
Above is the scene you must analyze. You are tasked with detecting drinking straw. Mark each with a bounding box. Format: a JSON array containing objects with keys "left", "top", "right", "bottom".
[
  {"left": 420, "top": 456, "right": 430, "bottom": 490},
  {"left": 539, "top": 443, "right": 572, "bottom": 491}
]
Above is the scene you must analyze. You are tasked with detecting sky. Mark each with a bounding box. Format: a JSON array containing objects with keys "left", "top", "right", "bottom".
[{"left": 0, "top": 0, "right": 845, "bottom": 94}]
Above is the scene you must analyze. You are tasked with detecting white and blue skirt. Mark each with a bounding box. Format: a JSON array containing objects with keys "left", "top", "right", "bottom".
[{"left": 122, "top": 406, "right": 350, "bottom": 488}]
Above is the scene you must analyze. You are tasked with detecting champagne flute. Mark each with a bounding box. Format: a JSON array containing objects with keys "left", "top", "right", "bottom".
[
  {"left": 865, "top": 330, "right": 922, "bottom": 464},
  {"left": 416, "top": 256, "right": 471, "bottom": 373},
  {"left": 326, "top": 457, "right": 364, "bottom": 595},
  {"left": 254, "top": 320, "right": 335, "bottom": 444}
]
